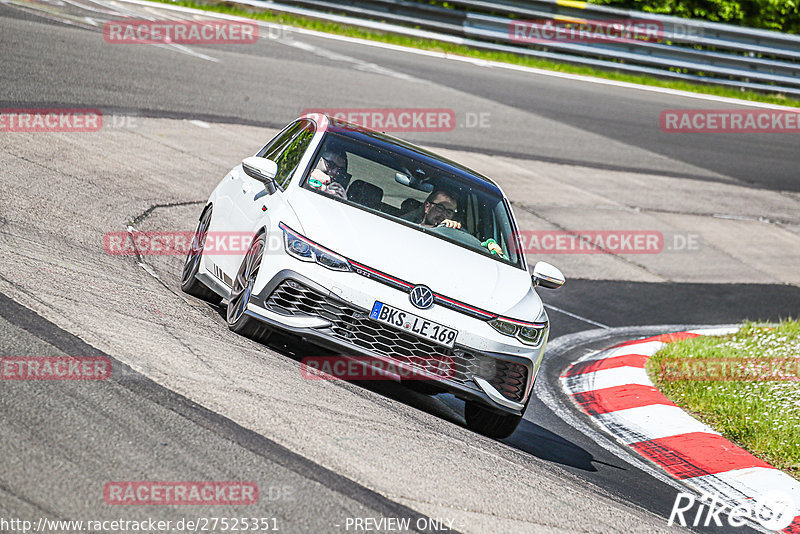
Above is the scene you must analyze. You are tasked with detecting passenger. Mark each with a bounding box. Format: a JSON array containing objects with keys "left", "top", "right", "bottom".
[
  {"left": 405, "top": 188, "right": 462, "bottom": 229},
  {"left": 308, "top": 147, "right": 349, "bottom": 199}
]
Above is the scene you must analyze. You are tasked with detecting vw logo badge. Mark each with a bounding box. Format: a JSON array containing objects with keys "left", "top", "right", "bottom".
[{"left": 409, "top": 285, "right": 434, "bottom": 309}]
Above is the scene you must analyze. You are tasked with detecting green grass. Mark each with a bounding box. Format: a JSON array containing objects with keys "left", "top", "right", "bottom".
[
  {"left": 647, "top": 321, "right": 800, "bottom": 480},
  {"left": 152, "top": 0, "right": 800, "bottom": 109}
]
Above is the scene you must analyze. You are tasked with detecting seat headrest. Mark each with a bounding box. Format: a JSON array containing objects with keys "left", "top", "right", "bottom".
[
  {"left": 347, "top": 180, "right": 384, "bottom": 209},
  {"left": 401, "top": 198, "right": 423, "bottom": 214}
]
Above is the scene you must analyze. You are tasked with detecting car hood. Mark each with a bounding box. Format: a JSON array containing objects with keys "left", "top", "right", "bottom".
[{"left": 286, "top": 189, "right": 539, "bottom": 318}]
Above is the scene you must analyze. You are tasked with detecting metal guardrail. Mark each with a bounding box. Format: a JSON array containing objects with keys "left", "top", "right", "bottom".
[{"left": 253, "top": 0, "right": 800, "bottom": 97}]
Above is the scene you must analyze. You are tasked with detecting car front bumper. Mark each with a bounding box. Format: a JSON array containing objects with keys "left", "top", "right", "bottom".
[{"left": 244, "top": 268, "right": 548, "bottom": 415}]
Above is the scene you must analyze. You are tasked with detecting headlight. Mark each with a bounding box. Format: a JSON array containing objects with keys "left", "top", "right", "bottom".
[
  {"left": 518, "top": 324, "right": 545, "bottom": 345},
  {"left": 489, "top": 317, "right": 547, "bottom": 346},
  {"left": 280, "top": 223, "right": 351, "bottom": 272}
]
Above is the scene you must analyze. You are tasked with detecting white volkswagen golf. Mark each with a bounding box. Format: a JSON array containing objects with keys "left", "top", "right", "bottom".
[{"left": 181, "top": 114, "right": 565, "bottom": 438}]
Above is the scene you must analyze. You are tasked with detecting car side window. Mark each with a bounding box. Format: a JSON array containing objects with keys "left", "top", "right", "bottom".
[
  {"left": 254, "top": 120, "right": 316, "bottom": 190},
  {"left": 273, "top": 122, "right": 315, "bottom": 189},
  {"left": 257, "top": 121, "right": 302, "bottom": 160}
]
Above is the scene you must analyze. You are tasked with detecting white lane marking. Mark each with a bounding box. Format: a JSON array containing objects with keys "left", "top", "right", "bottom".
[
  {"left": 571, "top": 339, "right": 667, "bottom": 363},
  {"left": 154, "top": 42, "right": 219, "bottom": 62},
  {"left": 79, "top": 0, "right": 220, "bottom": 62},
  {"left": 288, "top": 24, "right": 800, "bottom": 111},
  {"left": 559, "top": 326, "right": 782, "bottom": 533},
  {"left": 61, "top": 0, "right": 122, "bottom": 15},
  {"left": 4, "top": 0, "right": 221, "bottom": 62},
  {"left": 104, "top": 0, "right": 162, "bottom": 18},
  {"left": 112, "top": 0, "right": 800, "bottom": 111},
  {"left": 284, "top": 39, "right": 415, "bottom": 81},
  {"left": 673, "top": 467, "right": 799, "bottom": 533},
  {"left": 98, "top": 0, "right": 416, "bottom": 80},
  {"left": 0, "top": 0, "right": 96, "bottom": 28},
  {"left": 563, "top": 366, "right": 654, "bottom": 393},
  {"left": 544, "top": 303, "right": 609, "bottom": 329},
  {"left": 285, "top": 40, "right": 353, "bottom": 62},
  {"left": 687, "top": 326, "right": 741, "bottom": 336},
  {"left": 593, "top": 404, "right": 720, "bottom": 444},
  {"left": 542, "top": 326, "right": 774, "bottom": 532},
  {"left": 694, "top": 467, "right": 800, "bottom": 510},
  {"left": 189, "top": 120, "right": 211, "bottom": 128},
  {"left": 605, "top": 340, "right": 666, "bottom": 358},
  {"left": 573, "top": 347, "right": 614, "bottom": 362},
  {"left": 538, "top": 329, "right": 697, "bottom": 497}
]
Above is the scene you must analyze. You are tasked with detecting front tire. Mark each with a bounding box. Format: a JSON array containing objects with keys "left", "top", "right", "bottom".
[
  {"left": 464, "top": 401, "right": 522, "bottom": 439},
  {"left": 227, "top": 232, "right": 272, "bottom": 343},
  {"left": 181, "top": 205, "right": 222, "bottom": 304}
]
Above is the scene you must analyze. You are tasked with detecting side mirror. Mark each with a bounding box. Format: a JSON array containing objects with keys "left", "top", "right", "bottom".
[
  {"left": 242, "top": 157, "right": 278, "bottom": 194},
  {"left": 532, "top": 261, "right": 565, "bottom": 290}
]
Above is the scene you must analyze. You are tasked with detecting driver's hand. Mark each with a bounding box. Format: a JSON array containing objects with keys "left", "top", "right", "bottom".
[
  {"left": 481, "top": 238, "right": 509, "bottom": 260},
  {"left": 326, "top": 182, "right": 346, "bottom": 199},
  {"left": 310, "top": 169, "right": 330, "bottom": 187},
  {"left": 310, "top": 170, "right": 346, "bottom": 199},
  {"left": 438, "top": 219, "right": 462, "bottom": 229},
  {"left": 487, "top": 241, "right": 503, "bottom": 255}
]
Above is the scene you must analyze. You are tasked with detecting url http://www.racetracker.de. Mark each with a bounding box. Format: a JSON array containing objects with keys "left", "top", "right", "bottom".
[{"left": 0, "top": 517, "right": 281, "bottom": 532}]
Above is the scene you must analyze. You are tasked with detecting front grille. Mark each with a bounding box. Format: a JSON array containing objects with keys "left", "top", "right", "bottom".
[{"left": 265, "top": 279, "right": 527, "bottom": 401}]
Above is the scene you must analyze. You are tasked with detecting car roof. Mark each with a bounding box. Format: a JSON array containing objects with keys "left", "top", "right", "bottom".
[{"left": 310, "top": 114, "right": 504, "bottom": 197}]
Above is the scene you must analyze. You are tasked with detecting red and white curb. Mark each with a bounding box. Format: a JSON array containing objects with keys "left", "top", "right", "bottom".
[{"left": 560, "top": 328, "right": 800, "bottom": 533}]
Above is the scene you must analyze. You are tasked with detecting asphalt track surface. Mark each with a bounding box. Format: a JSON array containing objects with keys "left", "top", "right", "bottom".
[
  {"left": 1, "top": 1, "right": 799, "bottom": 532},
  {"left": 1, "top": 0, "right": 800, "bottom": 191}
]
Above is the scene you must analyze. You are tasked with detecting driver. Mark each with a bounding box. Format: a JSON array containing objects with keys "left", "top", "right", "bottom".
[
  {"left": 417, "top": 188, "right": 461, "bottom": 229},
  {"left": 408, "top": 188, "right": 508, "bottom": 258},
  {"left": 308, "top": 147, "right": 349, "bottom": 199}
]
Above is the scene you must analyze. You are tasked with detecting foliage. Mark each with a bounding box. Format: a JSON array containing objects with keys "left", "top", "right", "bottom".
[{"left": 589, "top": 0, "right": 800, "bottom": 33}]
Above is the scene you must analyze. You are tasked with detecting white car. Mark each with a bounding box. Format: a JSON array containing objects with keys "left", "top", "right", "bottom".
[{"left": 181, "top": 114, "right": 565, "bottom": 438}]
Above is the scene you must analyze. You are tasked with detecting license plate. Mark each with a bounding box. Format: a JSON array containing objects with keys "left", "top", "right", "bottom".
[{"left": 369, "top": 301, "right": 458, "bottom": 348}]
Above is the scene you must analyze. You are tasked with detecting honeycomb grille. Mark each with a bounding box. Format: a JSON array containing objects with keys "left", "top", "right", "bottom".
[{"left": 265, "top": 279, "right": 527, "bottom": 401}]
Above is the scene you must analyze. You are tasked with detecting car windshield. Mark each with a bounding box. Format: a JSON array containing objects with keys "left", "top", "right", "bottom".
[{"left": 302, "top": 132, "right": 522, "bottom": 268}]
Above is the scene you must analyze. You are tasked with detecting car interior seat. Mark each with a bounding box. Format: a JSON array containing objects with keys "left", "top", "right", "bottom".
[
  {"left": 347, "top": 180, "right": 384, "bottom": 210},
  {"left": 400, "top": 198, "right": 423, "bottom": 215}
]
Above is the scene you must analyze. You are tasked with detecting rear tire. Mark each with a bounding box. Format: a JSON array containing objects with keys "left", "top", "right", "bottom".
[
  {"left": 180, "top": 205, "right": 222, "bottom": 304},
  {"left": 464, "top": 401, "right": 522, "bottom": 439},
  {"left": 227, "top": 232, "right": 272, "bottom": 343}
]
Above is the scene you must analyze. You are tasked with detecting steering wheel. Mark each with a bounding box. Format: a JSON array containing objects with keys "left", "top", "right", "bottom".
[{"left": 428, "top": 224, "right": 483, "bottom": 248}]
